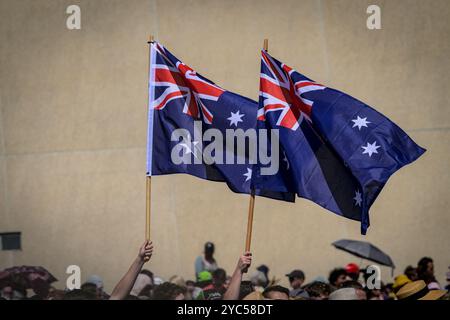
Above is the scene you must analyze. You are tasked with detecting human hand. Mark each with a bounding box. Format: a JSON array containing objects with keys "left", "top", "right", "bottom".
[
  {"left": 237, "top": 251, "right": 252, "bottom": 274},
  {"left": 138, "top": 240, "right": 153, "bottom": 263}
]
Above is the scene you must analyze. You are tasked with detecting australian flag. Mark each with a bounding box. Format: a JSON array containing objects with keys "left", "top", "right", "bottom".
[
  {"left": 254, "top": 50, "right": 426, "bottom": 234},
  {"left": 146, "top": 42, "right": 294, "bottom": 202}
]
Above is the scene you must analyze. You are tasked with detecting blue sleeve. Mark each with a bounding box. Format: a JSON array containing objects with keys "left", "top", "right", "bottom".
[{"left": 195, "top": 256, "right": 203, "bottom": 277}]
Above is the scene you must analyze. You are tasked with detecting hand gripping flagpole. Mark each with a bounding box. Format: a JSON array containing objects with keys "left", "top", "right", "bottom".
[
  {"left": 146, "top": 35, "right": 154, "bottom": 242},
  {"left": 244, "top": 39, "right": 269, "bottom": 253}
]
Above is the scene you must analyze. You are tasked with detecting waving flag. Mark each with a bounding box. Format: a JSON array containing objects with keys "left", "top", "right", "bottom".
[
  {"left": 146, "top": 42, "right": 294, "bottom": 202},
  {"left": 254, "top": 50, "right": 425, "bottom": 234}
]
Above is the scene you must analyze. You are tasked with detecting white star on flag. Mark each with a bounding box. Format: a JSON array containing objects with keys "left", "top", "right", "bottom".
[
  {"left": 361, "top": 141, "right": 380, "bottom": 157},
  {"left": 227, "top": 110, "right": 244, "bottom": 127},
  {"left": 243, "top": 168, "right": 252, "bottom": 182},
  {"left": 353, "top": 190, "right": 362, "bottom": 207},
  {"left": 180, "top": 138, "right": 200, "bottom": 158},
  {"left": 351, "top": 116, "right": 371, "bottom": 130}
]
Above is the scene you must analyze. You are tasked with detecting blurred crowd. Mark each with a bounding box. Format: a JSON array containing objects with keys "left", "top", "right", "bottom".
[{"left": 1, "top": 241, "right": 449, "bottom": 300}]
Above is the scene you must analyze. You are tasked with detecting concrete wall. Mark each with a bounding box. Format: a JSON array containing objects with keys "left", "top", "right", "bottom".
[{"left": 0, "top": 0, "right": 449, "bottom": 292}]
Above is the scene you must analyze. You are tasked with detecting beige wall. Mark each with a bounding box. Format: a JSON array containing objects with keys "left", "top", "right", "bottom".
[{"left": 0, "top": 0, "right": 449, "bottom": 292}]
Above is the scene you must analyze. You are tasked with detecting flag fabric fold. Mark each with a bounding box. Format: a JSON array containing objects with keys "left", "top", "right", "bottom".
[
  {"left": 254, "top": 50, "right": 425, "bottom": 234},
  {"left": 146, "top": 42, "right": 294, "bottom": 202}
]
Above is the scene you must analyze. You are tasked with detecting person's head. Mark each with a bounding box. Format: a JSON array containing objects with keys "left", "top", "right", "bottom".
[
  {"left": 238, "top": 280, "right": 255, "bottom": 300},
  {"left": 131, "top": 270, "right": 154, "bottom": 297},
  {"left": 366, "top": 288, "right": 383, "bottom": 300},
  {"left": 404, "top": 265, "right": 418, "bottom": 281},
  {"left": 86, "top": 275, "right": 104, "bottom": 291},
  {"left": 140, "top": 269, "right": 155, "bottom": 285},
  {"left": 1, "top": 286, "right": 13, "bottom": 300},
  {"left": 152, "top": 282, "right": 186, "bottom": 300},
  {"left": 304, "top": 281, "right": 332, "bottom": 300},
  {"left": 204, "top": 242, "right": 215, "bottom": 258},
  {"left": 345, "top": 263, "right": 360, "bottom": 281},
  {"left": 256, "top": 265, "right": 269, "bottom": 278},
  {"left": 340, "top": 280, "right": 366, "bottom": 300},
  {"left": 212, "top": 268, "right": 226, "bottom": 287},
  {"left": 138, "top": 284, "right": 153, "bottom": 299},
  {"left": 285, "top": 269, "right": 305, "bottom": 290},
  {"left": 85, "top": 275, "right": 105, "bottom": 298},
  {"left": 392, "top": 274, "right": 412, "bottom": 293},
  {"left": 196, "top": 271, "right": 213, "bottom": 288},
  {"left": 47, "top": 288, "right": 65, "bottom": 300},
  {"left": 329, "top": 287, "right": 360, "bottom": 300},
  {"left": 250, "top": 270, "right": 268, "bottom": 288},
  {"left": 329, "top": 268, "right": 349, "bottom": 288},
  {"left": 262, "top": 285, "right": 290, "bottom": 300},
  {"left": 341, "top": 280, "right": 363, "bottom": 290},
  {"left": 169, "top": 275, "right": 186, "bottom": 288},
  {"left": 186, "top": 280, "right": 196, "bottom": 293},
  {"left": 80, "top": 282, "right": 98, "bottom": 298},
  {"left": 417, "top": 257, "right": 435, "bottom": 283}
]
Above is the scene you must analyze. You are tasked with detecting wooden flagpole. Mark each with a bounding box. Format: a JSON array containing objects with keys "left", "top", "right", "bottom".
[
  {"left": 146, "top": 176, "right": 151, "bottom": 240},
  {"left": 146, "top": 35, "right": 154, "bottom": 241},
  {"left": 245, "top": 190, "right": 255, "bottom": 252},
  {"left": 244, "top": 39, "right": 269, "bottom": 252}
]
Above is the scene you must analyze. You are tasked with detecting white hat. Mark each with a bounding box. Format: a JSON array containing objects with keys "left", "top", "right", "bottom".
[
  {"left": 86, "top": 275, "right": 103, "bottom": 289},
  {"left": 153, "top": 277, "right": 164, "bottom": 285},
  {"left": 329, "top": 288, "right": 359, "bottom": 300}
]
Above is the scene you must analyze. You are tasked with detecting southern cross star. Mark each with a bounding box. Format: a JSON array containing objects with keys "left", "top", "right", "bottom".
[
  {"left": 352, "top": 116, "right": 371, "bottom": 130},
  {"left": 361, "top": 141, "right": 380, "bottom": 157},
  {"left": 227, "top": 110, "right": 244, "bottom": 127},
  {"left": 353, "top": 190, "right": 362, "bottom": 207}
]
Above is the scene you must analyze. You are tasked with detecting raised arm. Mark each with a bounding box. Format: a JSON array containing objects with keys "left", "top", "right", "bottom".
[
  {"left": 109, "top": 240, "right": 153, "bottom": 300},
  {"left": 223, "top": 252, "right": 252, "bottom": 300}
]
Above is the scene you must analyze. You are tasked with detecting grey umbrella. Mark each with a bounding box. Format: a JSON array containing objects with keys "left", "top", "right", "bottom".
[{"left": 332, "top": 239, "right": 395, "bottom": 268}]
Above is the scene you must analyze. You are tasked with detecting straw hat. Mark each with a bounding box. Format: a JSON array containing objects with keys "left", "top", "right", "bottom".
[
  {"left": 396, "top": 280, "right": 446, "bottom": 300},
  {"left": 242, "top": 291, "right": 264, "bottom": 300}
]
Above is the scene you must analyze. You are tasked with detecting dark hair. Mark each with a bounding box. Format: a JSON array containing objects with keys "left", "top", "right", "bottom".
[
  {"left": 328, "top": 268, "right": 347, "bottom": 286},
  {"left": 152, "top": 282, "right": 185, "bottom": 300},
  {"left": 81, "top": 282, "right": 97, "bottom": 293},
  {"left": 257, "top": 265, "right": 270, "bottom": 276},
  {"left": 204, "top": 242, "right": 215, "bottom": 251},
  {"left": 417, "top": 257, "right": 435, "bottom": 283},
  {"left": 262, "top": 285, "right": 290, "bottom": 299},
  {"left": 63, "top": 289, "right": 97, "bottom": 300},
  {"left": 304, "top": 281, "right": 332, "bottom": 298},
  {"left": 212, "top": 268, "right": 226, "bottom": 286},
  {"left": 138, "top": 284, "right": 154, "bottom": 298},
  {"left": 140, "top": 269, "right": 154, "bottom": 283},
  {"left": 418, "top": 257, "right": 433, "bottom": 271},
  {"left": 238, "top": 281, "right": 254, "bottom": 300},
  {"left": 186, "top": 280, "right": 196, "bottom": 286},
  {"left": 340, "top": 280, "right": 363, "bottom": 290},
  {"left": 404, "top": 265, "right": 417, "bottom": 280}
]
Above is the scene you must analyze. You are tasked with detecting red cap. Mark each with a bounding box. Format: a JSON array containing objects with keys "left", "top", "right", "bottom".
[{"left": 345, "top": 263, "right": 360, "bottom": 274}]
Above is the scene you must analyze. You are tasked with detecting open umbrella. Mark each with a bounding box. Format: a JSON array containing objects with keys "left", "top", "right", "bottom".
[
  {"left": 0, "top": 266, "right": 58, "bottom": 297},
  {"left": 332, "top": 239, "right": 395, "bottom": 269}
]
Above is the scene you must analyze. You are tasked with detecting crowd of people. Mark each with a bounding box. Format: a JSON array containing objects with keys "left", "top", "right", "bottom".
[{"left": 1, "top": 241, "right": 449, "bottom": 300}]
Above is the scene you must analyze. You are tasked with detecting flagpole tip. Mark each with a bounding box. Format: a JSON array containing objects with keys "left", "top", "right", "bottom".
[
  {"left": 263, "top": 39, "right": 269, "bottom": 52},
  {"left": 148, "top": 35, "right": 155, "bottom": 44}
]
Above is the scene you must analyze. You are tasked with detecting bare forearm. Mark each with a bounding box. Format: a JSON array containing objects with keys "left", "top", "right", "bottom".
[
  {"left": 223, "top": 268, "right": 242, "bottom": 300},
  {"left": 109, "top": 256, "right": 144, "bottom": 300}
]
